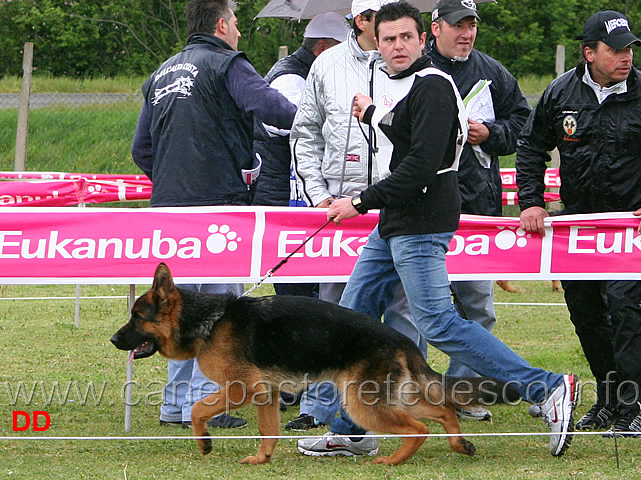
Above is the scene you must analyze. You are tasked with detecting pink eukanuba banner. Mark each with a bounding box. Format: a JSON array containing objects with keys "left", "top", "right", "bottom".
[{"left": 0, "top": 207, "right": 639, "bottom": 284}]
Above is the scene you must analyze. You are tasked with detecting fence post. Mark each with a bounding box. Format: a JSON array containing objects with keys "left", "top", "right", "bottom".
[
  {"left": 547, "top": 44, "right": 566, "bottom": 214},
  {"left": 278, "top": 45, "right": 288, "bottom": 60},
  {"left": 15, "top": 42, "right": 34, "bottom": 172},
  {"left": 555, "top": 44, "right": 565, "bottom": 78},
  {"left": 125, "top": 284, "right": 136, "bottom": 432}
]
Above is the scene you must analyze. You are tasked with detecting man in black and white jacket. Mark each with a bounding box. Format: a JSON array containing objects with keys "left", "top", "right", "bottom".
[{"left": 305, "top": 1, "right": 577, "bottom": 460}]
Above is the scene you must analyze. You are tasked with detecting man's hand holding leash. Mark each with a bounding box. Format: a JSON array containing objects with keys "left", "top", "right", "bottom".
[
  {"left": 352, "top": 93, "right": 372, "bottom": 122},
  {"left": 328, "top": 197, "right": 359, "bottom": 225}
]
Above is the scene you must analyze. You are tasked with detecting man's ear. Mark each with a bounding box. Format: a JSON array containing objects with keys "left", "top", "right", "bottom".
[
  {"left": 584, "top": 45, "right": 595, "bottom": 64},
  {"left": 215, "top": 16, "right": 227, "bottom": 36},
  {"left": 430, "top": 21, "right": 440, "bottom": 39},
  {"left": 354, "top": 13, "right": 368, "bottom": 32},
  {"left": 314, "top": 39, "right": 328, "bottom": 55}
]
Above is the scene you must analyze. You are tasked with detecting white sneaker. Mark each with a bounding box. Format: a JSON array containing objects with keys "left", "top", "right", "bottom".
[
  {"left": 456, "top": 406, "right": 493, "bottom": 421},
  {"left": 297, "top": 432, "right": 379, "bottom": 457},
  {"left": 537, "top": 374, "right": 578, "bottom": 456}
]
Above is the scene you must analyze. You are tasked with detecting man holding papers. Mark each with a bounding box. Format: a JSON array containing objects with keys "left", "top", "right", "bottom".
[{"left": 427, "top": 0, "right": 531, "bottom": 421}]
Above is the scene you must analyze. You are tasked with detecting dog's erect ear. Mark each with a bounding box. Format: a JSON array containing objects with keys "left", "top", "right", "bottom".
[{"left": 152, "top": 262, "right": 175, "bottom": 306}]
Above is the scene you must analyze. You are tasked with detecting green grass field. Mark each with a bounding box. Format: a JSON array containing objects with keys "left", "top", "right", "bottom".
[
  {"left": 1, "top": 281, "right": 640, "bottom": 479},
  {"left": 0, "top": 74, "right": 549, "bottom": 174}
]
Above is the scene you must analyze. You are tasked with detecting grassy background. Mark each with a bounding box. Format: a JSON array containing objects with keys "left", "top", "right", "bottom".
[
  {"left": 1, "top": 281, "right": 640, "bottom": 479},
  {"left": 0, "top": 73, "right": 553, "bottom": 96},
  {"left": 0, "top": 74, "right": 552, "bottom": 174}
]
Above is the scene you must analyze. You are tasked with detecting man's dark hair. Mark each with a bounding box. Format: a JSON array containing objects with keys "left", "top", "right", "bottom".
[
  {"left": 353, "top": 9, "right": 376, "bottom": 37},
  {"left": 186, "top": 0, "right": 237, "bottom": 37},
  {"left": 375, "top": 1, "right": 425, "bottom": 38},
  {"left": 577, "top": 40, "right": 599, "bottom": 69}
]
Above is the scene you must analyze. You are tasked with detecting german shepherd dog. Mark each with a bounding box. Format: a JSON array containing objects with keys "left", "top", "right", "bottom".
[{"left": 111, "top": 263, "right": 517, "bottom": 465}]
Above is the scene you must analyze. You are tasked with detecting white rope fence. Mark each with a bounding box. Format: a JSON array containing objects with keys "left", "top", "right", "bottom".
[
  {"left": 0, "top": 430, "right": 629, "bottom": 440},
  {"left": 0, "top": 295, "right": 568, "bottom": 307},
  {"left": 0, "top": 295, "right": 129, "bottom": 301}
]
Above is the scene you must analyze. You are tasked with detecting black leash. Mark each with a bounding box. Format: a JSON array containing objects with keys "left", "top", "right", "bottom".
[
  {"left": 244, "top": 218, "right": 333, "bottom": 296},
  {"left": 450, "top": 285, "right": 469, "bottom": 320}
]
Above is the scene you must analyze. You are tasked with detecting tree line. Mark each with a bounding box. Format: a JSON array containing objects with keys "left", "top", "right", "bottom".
[{"left": 0, "top": 0, "right": 638, "bottom": 80}]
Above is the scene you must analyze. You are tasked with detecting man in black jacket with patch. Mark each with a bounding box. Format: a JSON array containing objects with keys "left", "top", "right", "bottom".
[{"left": 517, "top": 10, "right": 641, "bottom": 435}]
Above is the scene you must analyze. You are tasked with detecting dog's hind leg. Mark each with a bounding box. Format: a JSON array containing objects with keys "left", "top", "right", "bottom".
[
  {"left": 192, "top": 382, "right": 252, "bottom": 456},
  {"left": 240, "top": 390, "right": 281, "bottom": 465},
  {"left": 418, "top": 403, "right": 476, "bottom": 456}
]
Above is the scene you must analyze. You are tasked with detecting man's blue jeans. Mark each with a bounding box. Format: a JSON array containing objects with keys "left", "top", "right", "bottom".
[
  {"left": 447, "top": 280, "right": 497, "bottom": 377},
  {"left": 330, "top": 226, "right": 563, "bottom": 435}
]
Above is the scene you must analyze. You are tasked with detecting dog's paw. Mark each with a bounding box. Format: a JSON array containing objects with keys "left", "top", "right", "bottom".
[
  {"left": 240, "top": 454, "right": 270, "bottom": 465},
  {"left": 371, "top": 455, "right": 401, "bottom": 466},
  {"left": 496, "top": 280, "right": 522, "bottom": 293},
  {"left": 460, "top": 438, "right": 476, "bottom": 456},
  {"left": 197, "top": 432, "right": 213, "bottom": 456}
]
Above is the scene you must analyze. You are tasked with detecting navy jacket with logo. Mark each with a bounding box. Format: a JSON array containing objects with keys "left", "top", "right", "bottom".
[{"left": 132, "top": 33, "right": 296, "bottom": 207}]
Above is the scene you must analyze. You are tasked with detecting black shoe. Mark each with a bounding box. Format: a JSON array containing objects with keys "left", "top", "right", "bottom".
[
  {"left": 575, "top": 403, "right": 617, "bottom": 430},
  {"left": 285, "top": 414, "right": 326, "bottom": 431},
  {"left": 603, "top": 411, "right": 641, "bottom": 438},
  {"left": 159, "top": 419, "right": 183, "bottom": 427},
  {"left": 182, "top": 414, "right": 248, "bottom": 429}
]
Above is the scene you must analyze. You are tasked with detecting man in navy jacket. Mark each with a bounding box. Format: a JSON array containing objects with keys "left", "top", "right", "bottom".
[{"left": 131, "top": 0, "right": 296, "bottom": 430}]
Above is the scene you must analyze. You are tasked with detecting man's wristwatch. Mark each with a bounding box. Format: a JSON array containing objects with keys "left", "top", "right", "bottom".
[{"left": 351, "top": 194, "right": 368, "bottom": 214}]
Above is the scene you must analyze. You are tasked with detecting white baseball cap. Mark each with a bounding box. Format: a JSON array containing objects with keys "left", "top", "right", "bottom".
[
  {"left": 304, "top": 12, "right": 351, "bottom": 42},
  {"left": 351, "top": 0, "right": 398, "bottom": 18}
]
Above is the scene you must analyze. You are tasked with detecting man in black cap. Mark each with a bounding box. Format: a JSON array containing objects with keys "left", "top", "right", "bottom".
[
  {"left": 428, "top": 0, "right": 531, "bottom": 422},
  {"left": 517, "top": 10, "right": 641, "bottom": 435}
]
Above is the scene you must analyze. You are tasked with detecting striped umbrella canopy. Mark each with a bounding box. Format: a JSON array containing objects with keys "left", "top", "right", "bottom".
[{"left": 256, "top": 0, "right": 495, "bottom": 20}]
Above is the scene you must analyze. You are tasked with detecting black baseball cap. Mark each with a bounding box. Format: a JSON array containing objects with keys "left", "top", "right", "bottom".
[
  {"left": 431, "top": 0, "right": 481, "bottom": 24},
  {"left": 575, "top": 11, "right": 641, "bottom": 49}
]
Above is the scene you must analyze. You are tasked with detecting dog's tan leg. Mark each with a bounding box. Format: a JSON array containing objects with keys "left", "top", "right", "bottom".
[
  {"left": 552, "top": 280, "right": 562, "bottom": 292},
  {"left": 240, "top": 391, "right": 280, "bottom": 465},
  {"left": 372, "top": 417, "right": 429, "bottom": 465},
  {"left": 192, "top": 383, "right": 251, "bottom": 456},
  {"left": 429, "top": 405, "right": 476, "bottom": 456},
  {"left": 349, "top": 407, "right": 429, "bottom": 465},
  {"left": 496, "top": 280, "right": 522, "bottom": 293}
]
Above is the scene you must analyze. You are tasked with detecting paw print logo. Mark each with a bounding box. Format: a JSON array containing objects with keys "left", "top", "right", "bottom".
[
  {"left": 494, "top": 227, "right": 530, "bottom": 250},
  {"left": 206, "top": 224, "right": 241, "bottom": 254},
  {"left": 87, "top": 184, "right": 103, "bottom": 194}
]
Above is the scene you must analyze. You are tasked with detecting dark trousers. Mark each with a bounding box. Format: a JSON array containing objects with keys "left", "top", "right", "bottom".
[
  {"left": 562, "top": 279, "right": 641, "bottom": 413},
  {"left": 274, "top": 283, "right": 318, "bottom": 298}
]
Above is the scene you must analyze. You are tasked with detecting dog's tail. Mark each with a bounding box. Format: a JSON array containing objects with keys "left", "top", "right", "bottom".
[
  {"left": 414, "top": 359, "right": 521, "bottom": 408},
  {"left": 443, "top": 376, "right": 521, "bottom": 407}
]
